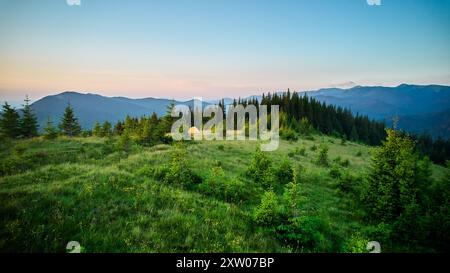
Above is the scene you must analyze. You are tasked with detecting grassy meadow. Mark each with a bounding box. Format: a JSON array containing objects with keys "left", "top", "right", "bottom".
[{"left": 0, "top": 135, "right": 447, "bottom": 252}]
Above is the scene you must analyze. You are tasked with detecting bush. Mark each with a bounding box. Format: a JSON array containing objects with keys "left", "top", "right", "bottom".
[
  {"left": 329, "top": 165, "right": 341, "bottom": 179},
  {"left": 218, "top": 144, "right": 225, "bottom": 151},
  {"left": 310, "top": 145, "right": 317, "bottom": 151},
  {"left": 342, "top": 233, "right": 370, "bottom": 253},
  {"left": 199, "top": 167, "right": 249, "bottom": 203},
  {"left": 340, "top": 158, "right": 350, "bottom": 167},
  {"left": 280, "top": 128, "right": 298, "bottom": 141},
  {"left": 164, "top": 147, "right": 201, "bottom": 187},
  {"left": 337, "top": 172, "right": 357, "bottom": 194},
  {"left": 274, "top": 159, "right": 294, "bottom": 185},
  {"left": 246, "top": 146, "right": 274, "bottom": 188},
  {"left": 298, "top": 147, "right": 306, "bottom": 156},
  {"left": 276, "top": 216, "right": 332, "bottom": 252},
  {"left": 253, "top": 190, "right": 280, "bottom": 226},
  {"left": 356, "top": 151, "right": 362, "bottom": 157},
  {"left": 316, "top": 145, "right": 329, "bottom": 167}
]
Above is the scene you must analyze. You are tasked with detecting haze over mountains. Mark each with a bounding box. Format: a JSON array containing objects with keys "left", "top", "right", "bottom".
[{"left": 27, "top": 84, "right": 450, "bottom": 138}]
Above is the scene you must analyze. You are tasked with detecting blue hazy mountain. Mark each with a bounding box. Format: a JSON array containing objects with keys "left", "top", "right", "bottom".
[
  {"left": 296, "top": 84, "right": 450, "bottom": 138},
  {"left": 31, "top": 91, "right": 208, "bottom": 131},
  {"left": 29, "top": 84, "right": 450, "bottom": 138}
]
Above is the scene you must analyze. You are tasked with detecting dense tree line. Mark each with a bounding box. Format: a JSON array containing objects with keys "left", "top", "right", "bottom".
[
  {"left": 222, "top": 90, "right": 449, "bottom": 164},
  {"left": 1, "top": 94, "right": 449, "bottom": 164},
  {"left": 259, "top": 90, "right": 386, "bottom": 145}
]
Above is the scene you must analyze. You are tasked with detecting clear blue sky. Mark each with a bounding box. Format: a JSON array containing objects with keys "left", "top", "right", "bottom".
[{"left": 0, "top": 0, "right": 449, "bottom": 102}]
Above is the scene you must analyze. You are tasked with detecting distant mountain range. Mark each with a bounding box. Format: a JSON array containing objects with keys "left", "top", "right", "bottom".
[
  {"left": 30, "top": 92, "right": 208, "bottom": 132},
  {"left": 27, "top": 84, "right": 450, "bottom": 138}
]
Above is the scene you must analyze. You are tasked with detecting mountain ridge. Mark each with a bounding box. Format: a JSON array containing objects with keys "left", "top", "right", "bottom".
[{"left": 24, "top": 84, "right": 450, "bottom": 138}]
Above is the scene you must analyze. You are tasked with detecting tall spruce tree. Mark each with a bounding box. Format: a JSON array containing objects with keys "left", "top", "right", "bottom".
[
  {"left": 0, "top": 102, "right": 20, "bottom": 138},
  {"left": 59, "top": 104, "right": 81, "bottom": 137},
  {"left": 20, "top": 96, "right": 39, "bottom": 138},
  {"left": 362, "top": 129, "right": 424, "bottom": 222}
]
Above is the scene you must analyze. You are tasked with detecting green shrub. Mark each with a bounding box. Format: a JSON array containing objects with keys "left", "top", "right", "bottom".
[
  {"left": 276, "top": 216, "right": 332, "bottom": 252},
  {"left": 274, "top": 159, "right": 294, "bottom": 185},
  {"left": 310, "top": 145, "right": 317, "bottom": 151},
  {"left": 356, "top": 151, "right": 362, "bottom": 157},
  {"left": 329, "top": 165, "right": 341, "bottom": 179},
  {"left": 246, "top": 146, "right": 274, "bottom": 188},
  {"left": 298, "top": 147, "right": 306, "bottom": 156},
  {"left": 340, "top": 158, "right": 350, "bottom": 167},
  {"left": 253, "top": 190, "right": 280, "bottom": 226},
  {"left": 199, "top": 167, "right": 249, "bottom": 203},
  {"left": 218, "top": 144, "right": 225, "bottom": 151},
  {"left": 337, "top": 172, "right": 357, "bottom": 194},
  {"left": 316, "top": 145, "right": 329, "bottom": 167},
  {"left": 163, "top": 147, "right": 202, "bottom": 188},
  {"left": 280, "top": 128, "right": 298, "bottom": 141},
  {"left": 342, "top": 233, "right": 369, "bottom": 253}
]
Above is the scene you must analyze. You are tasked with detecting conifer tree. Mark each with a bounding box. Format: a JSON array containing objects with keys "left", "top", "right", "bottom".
[
  {"left": 59, "top": 104, "right": 81, "bottom": 137},
  {"left": 362, "top": 129, "right": 423, "bottom": 222},
  {"left": 92, "top": 122, "right": 102, "bottom": 137},
  {"left": 20, "top": 96, "right": 39, "bottom": 138},
  {"left": 101, "top": 121, "right": 112, "bottom": 137},
  {"left": 0, "top": 102, "right": 20, "bottom": 138}
]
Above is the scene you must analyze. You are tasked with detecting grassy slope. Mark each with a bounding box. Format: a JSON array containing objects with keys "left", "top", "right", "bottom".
[{"left": 0, "top": 136, "right": 446, "bottom": 252}]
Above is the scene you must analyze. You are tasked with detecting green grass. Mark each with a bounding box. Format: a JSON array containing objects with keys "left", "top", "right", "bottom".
[{"left": 0, "top": 136, "right": 445, "bottom": 252}]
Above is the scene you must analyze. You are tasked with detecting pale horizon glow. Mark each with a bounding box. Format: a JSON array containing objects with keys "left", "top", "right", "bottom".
[{"left": 0, "top": 0, "right": 449, "bottom": 103}]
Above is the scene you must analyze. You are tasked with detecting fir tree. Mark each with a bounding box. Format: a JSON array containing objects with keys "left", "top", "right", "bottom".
[
  {"left": 20, "top": 96, "right": 39, "bottom": 138},
  {"left": 92, "top": 122, "right": 102, "bottom": 137},
  {"left": 101, "top": 121, "right": 112, "bottom": 137},
  {"left": 59, "top": 104, "right": 81, "bottom": 137},
  {"left": 0, "top": 102, "right": 20, "bottom": 138}
]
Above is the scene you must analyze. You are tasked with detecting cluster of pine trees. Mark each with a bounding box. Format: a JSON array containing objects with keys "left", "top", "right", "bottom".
[
  {"left": 0, "top": 98, "right": 83, "bottom": 140},
  {"left": 218, "top": 90, "right": 449, "bottom": 165},
  {"left": 0, "top": 97, "right": 38, "bottom": 139}
]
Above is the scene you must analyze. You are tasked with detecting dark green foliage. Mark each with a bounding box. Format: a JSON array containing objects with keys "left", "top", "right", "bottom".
[
  {"left": 162, "top": 146, "right": 202, "bottom": 188},
  {"left": 362, "top": 129, "right": 420, "bottom": 222},
  {"left": 253, "top": 190, "right": 280, "bottom": 226},
  {"left": 274, "top": 158, "right": 294, "bottom": 184},
  {"left": 19, "top": 96, "right": 39, "bottom": 138},
  {"left": 336, "top": 172, "right": 357, "bottom": 194},
  {"left": 92, "top": 122, "right": 102, "bottom": 137},
  {"left": 0, "top": 102, "right": 20, "bottom": 138},
  {"left": 340, "top": 158, "right": 350, "bottom": 167},
  {"left": 298, "top": 147, "right": 306, "bottom": 156},
  {"left": 117, "top": 131, "right": 133, "bottom": 153},
  {"left": 361, "top": 129, "right": 449, "bottom": 251},
  {"left": 59, "top": 104, "right": 81, "bottom": 137},
  {"left": 280, "top": 127, "right": 298, "bottom": 141},
  {"left": 43, "top": 118, "right": 58, "bottom": 140},
  {"left": 356, "top": 151, "right": 362, "bottom": 157},
  {"left": 198, "top": 166, "right": 249, "bottom": 203},
  {"left": 316, "top": 145, "right": 329, "bottom": 167},
  {"left": 329, "top": 165, "right": 341, "bottom": 179},
  {"left": 276, "top": 216, "right": 333, "bottom": 252},
  {"left": 101, "top": 121, "right": 112, "bottom": 137},
  {"left": 259, "top": 91, "right": 386, "bottom": 146},
  {"left": 246, "top": 146, "right": 274, "bottom": 187}
]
